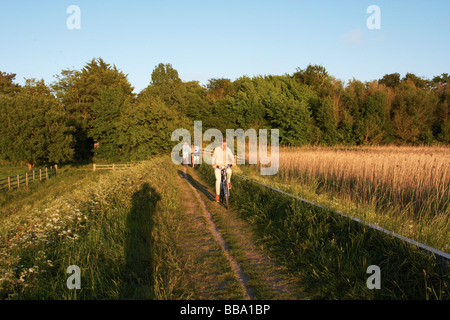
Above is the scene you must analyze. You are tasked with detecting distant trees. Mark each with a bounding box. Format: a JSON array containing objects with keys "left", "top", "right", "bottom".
[
  {"left": 58, "top": 60, "right": 189, "bottom": 162},
  {"left": 52, "top": 58, "right": 134, "bottom": 161},
  {"left": 0, "top": 79, "right": 74, "bottom": 169},
  {"left": 119, "top": 94, "right": 186, "bottom": 160},
  {"left": 0, "top": 61, "right": 448, "bottom": 166},
  {"left": 0, "top": 71, "right": 21, "bottom": 95}
]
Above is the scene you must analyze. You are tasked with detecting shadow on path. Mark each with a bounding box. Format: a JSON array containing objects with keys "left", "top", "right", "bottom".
[{"left": 177, "top": 169, "right": 216, "bottom": 202}]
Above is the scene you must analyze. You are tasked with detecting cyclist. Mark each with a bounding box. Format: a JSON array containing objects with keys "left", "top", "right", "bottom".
[
  {"left": 182, "top": 142, "right": 190, "bottom": 166},
  {"left": 193, "top": 144, "right": 200, "bottom": 168},
  {"left": 211, "top": 138, "right": 235, "bottom": 202}
]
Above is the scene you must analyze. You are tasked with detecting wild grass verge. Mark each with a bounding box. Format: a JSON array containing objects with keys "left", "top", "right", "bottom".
[
  {"left": 198, "top": 164, "right": 449, "bottom": 299},
  {"left": 0, "top": 157, "right": 192, "bottom": 300}
]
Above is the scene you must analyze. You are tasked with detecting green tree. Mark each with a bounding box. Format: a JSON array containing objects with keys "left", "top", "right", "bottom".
[
  {"left": 140, "top": 63, "right": 198, "bottom": 117},
  {"left": 52, "top": 58, "right": 134, "bottom": 161},
  {"left": 341, "top": 79, "right": 368, "bottom": 144},
  {"left": 360, "top": 89, "right": 388, "bottom": 144},
  {"left": 150, "top": 63, "right": 181, "bottom": 85},
  {"left": 89, "top": 87, "right": 133, "bottom": 161},
  {"left": 0, "top": 71, "right": 21, "bottom": 95},
  {"left": 315, "top": 97, "right": 339, "bottom": 145},
  {"left": 119, "top": 95, "right": 187, "bottom": 160},
  {"left": 0, "top": 79, "right": 74, "bottom": 168},
  {"left": 206, "top": 78, "right": 235, "bottom": 100},
  {"left": 293, "top": 64, "right": 334, "bottom": 98},
  {"left": 402, "top": 73, "right": 430, "bottom": 90},
  {"left": 378, "top": 73, "right": 401, "bottom": 88},
  {"left": 390, "top": 80, "right": 438, "bottom": 144}
]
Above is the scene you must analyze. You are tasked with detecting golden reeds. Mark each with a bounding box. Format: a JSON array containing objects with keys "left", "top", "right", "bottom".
[{"left": 276, "top": 145, "right": 449, "bottom": 217}]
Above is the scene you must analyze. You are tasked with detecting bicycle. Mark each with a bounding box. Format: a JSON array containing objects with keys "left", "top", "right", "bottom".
[{"left": 218, "top": 165, "right": 232, "bottom": 209}]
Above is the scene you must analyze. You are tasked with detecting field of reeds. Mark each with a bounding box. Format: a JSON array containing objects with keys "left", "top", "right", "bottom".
[
  {"left": 243, "top": 145, "right": 449, "bottom": 254},
  {"left": 198, "top": 151, "right": 449, "bottom": 299},
  {"left": 277, "top": 145, "right": 449, "bottom": 214}
]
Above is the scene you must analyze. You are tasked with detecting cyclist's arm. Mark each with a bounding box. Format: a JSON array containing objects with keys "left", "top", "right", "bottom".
[
  {"left": 211, "top": 148, "right": 217, "bottom": 168},
  {"left": 227, "top": 148, "right": 236, "bottom": 167}
]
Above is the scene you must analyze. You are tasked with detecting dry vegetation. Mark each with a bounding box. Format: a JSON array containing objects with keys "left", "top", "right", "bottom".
[
  {"left": 276, "top": 145, "right": 449, "bottom": 218},
  {"left": 242, "top": 145, "right": 449, "bottom": 253}
]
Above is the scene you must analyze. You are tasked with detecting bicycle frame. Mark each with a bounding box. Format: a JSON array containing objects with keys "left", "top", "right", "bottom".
[{"left": 218, "top": 165, "right": 231, "bottom": 208}]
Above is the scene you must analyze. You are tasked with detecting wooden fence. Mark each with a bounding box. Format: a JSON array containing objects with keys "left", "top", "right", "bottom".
[{"left": 0, "top": 165, "right": 58, "bottom": 191}]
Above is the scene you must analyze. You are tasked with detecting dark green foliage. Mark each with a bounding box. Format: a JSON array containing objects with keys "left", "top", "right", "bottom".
[
  {"left": 119, "top": 95, "right": 187, "bottom": 161},
  {"left": 0, "top": 79, "right": 74, "bottom": 167},
  {"left": 51, "top": 58, "right": 134, "bottom": 161},
  {"left": 1, "top": 62, "right": 448, "bottom": 165},
  {"left": 0, "top": 71, "right": 21, "bottom": 95},
  {"left": 89, "top": 87, "right": 131, "bottom": 161},
  {"left": 379, "top": 73, "right": 401, "bottom": 88}
]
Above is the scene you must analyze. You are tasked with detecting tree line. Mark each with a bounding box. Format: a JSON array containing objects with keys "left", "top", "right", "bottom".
[{"left": 0, "top": 58, "right": 448, "bottom": 167}]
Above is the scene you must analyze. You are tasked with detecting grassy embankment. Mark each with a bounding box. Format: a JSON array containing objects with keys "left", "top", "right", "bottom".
[{"left": 0, "top": 157, "right": 194, "bottom": 299}]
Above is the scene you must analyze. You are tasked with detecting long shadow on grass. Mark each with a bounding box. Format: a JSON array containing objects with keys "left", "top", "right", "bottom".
[{"left": 120, "top": 182, "right": 161, "bottom": 299}]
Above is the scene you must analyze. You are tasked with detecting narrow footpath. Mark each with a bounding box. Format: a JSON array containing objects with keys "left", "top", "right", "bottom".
[{"left": 176, "top": 165, "right": 307, "bottom": 300}]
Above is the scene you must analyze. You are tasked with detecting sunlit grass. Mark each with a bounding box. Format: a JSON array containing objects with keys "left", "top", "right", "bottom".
[
  {"left": 243, "top": 145, "right": 449, "bottom": 253},
  {"left": 0, "top": 157, "right": 192, "bottom": 300},
  {"left": 198, "top": 147, "right": 449, "bottom": 299}
]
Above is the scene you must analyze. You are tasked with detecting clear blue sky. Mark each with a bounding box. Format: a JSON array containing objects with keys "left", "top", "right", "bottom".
[{"left": 1, "top": 0, "right": 449, "bottom": 93}]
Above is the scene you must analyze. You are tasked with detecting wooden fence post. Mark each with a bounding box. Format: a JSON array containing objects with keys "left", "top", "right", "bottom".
[
  {"left": 17, "top": 175, "right": 19, "bottom": 189},
  {"left": 8, "top": 177, "right": 10, "bottom": 189},
  {"left": 45, "top": 168, "right": 48, "bottom": 180},
  {"left": 93, "top": 164, "right": 96, "bottom": 171},
  {"left": 40, "top": 169, "right": 42, "bottom": 181},
  {"left": 33, "top": 170, "right": 35, "bottom": 182},
  {"left": 55, "top": 164, "right": 58, "bottom": 174},
  {"left": 26, "top": 172, "right": 28, "bottom": 187}
]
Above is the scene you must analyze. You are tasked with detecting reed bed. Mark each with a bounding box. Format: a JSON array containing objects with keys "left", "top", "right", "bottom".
[
  {"left": 241, "top": 145, "right": 449, "bottom": 253},
  {"left": 276, "top": 145, "right": 449, "bottom": 218}
]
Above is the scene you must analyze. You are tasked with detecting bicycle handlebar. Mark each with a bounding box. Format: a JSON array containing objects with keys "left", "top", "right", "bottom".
[{"left": 216, "top": 165, "right": 232, "bottom": 170}]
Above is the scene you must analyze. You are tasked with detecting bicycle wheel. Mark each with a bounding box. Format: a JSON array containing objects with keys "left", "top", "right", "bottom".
[
  {"left": 223, "top": 180, "right": 229, "bottom": 209},
  {"left": 219, "top": 181, "right": 224, "bottom": 203}
]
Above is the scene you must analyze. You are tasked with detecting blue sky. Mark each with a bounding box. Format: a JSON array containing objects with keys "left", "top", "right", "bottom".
[{"left": 0, "top": 0, "right": 449, "bottom": 93}]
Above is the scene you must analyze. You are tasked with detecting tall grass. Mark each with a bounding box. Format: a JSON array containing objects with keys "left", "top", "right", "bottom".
[
  {"left": 276, "top": 145, "right": 449, "bottom": 218},
  {"left": 198, "top": 164, "right": 449, "bottom": 299},
  {"left": 244, "top": 145, "right": 449, "bottom": 253},
  {"left": 0, "top": 157, "right": 192, "bottom": 299}
]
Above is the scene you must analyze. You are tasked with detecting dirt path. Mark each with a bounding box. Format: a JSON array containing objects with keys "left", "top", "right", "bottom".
[
  {"left": 181, "top": 166, "right": 255, "bottom": 299},
  {"left": 175, "top": 169, "right": 244, "bottom": 299},
  {"left": 177, "top": 165, "right": 306, "bottom": 300}
]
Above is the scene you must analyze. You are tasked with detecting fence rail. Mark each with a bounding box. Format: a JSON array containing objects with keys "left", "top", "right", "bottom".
[{"left": 0, "top": 165, "right": 58, "bottom": 191}]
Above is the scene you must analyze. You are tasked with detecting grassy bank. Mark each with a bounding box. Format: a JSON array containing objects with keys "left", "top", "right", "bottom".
[
  {"left": 197, "top": 164, "right": 449, "bottom": 299},
  {"left": 0, "top": 157, "right": 191, "bottom": 299},
  {"left": 269, "top": 146, "right": 449, "bottom": 254}
]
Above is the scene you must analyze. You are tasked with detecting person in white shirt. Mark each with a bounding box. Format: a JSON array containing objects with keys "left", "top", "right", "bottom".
[
  {"left": 182, "top": 142, "right": 190, "bottom": 166},
  {"left": 211, "top": 138, "right": 236, "bottom": 202},
  {"left": 193, "top": 145, "right": 200, "bottom": 168}
]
